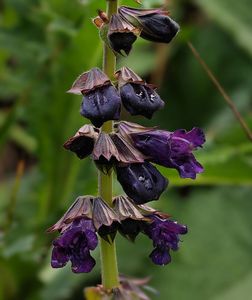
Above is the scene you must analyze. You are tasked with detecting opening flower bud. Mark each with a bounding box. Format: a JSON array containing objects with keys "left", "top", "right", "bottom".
[
  {"left": 68, "top": 68, "right": 121, "bottom": 127},
  {"left": 116, "top": 162, "right": 168, "bottom": 204},
  {"left": 108, "top": 14, "right": 140, "bottom": 56},
  {"left": 119, "top": 6, "right": 180, "bottom": 44}
]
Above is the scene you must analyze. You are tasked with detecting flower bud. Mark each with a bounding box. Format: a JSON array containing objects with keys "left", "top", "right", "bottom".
[
  {"left": 63, "top": 125, "right": 99, "bottom": 159},
  {"left": 119, "top": 6, "right": 180, "bottom": 44},
  {"left": 68, "top": 68, "right": 121, "bottom": 127},
  {"left": 108, "top": 14, "right": 140, "bottom": 56},
  {"left": 116, "top": 162, "right": 168, "bottom": 204},
  {"left": 115, "top": 67, "right": 164, "bottom": 118}
]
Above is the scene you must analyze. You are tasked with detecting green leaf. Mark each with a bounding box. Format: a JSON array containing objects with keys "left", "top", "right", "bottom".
[{"left": 195, "top": 0, "right": 252, "bottom": 56}]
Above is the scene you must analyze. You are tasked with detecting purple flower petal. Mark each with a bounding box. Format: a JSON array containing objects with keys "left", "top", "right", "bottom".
[
  {"left": 71, "top": 251, "right": 96, "bottom": 273},
  {"left": 51, "top": 246, "right": 69, "bottom": 268},
  {"left": 150, "top": 248, "right": 171, "bottom": 265},
  {"left": 132, "top": 127, "right": 205, "bottom": 179},
  {"left": 50, "top": 218, "right": 98, "bottom": 274}
]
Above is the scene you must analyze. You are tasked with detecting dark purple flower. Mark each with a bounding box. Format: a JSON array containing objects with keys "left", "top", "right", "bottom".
[
  {"left": 143, "top": 215, "right": 187, "bottom": 265},
  {"left": 108, "top": 14, "right": 139, "bottom": 56},
  {"left": 115, "top": 67, "right": 164, "bottom": 119},
  {"left": 118, "top": 6, "right": 179, "bottom": 44},
  {"left": 132, "top": 127, "right": 205, "bottom": 179},
  {"left": 81, "top": 85, "right": 121, "bottom": 128},
  {"left": 116, "top": 162, "right": 168, "bottom": 204},
  {"left": 51, "top": 218, "right": 98, "bottom": 273},
  {"left": 120, "top": 83, "right": 164, "bottom": 118}
]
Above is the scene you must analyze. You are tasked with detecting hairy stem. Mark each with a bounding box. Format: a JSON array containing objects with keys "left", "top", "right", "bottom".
[{"left": 98, "top": 0, "right": 119, "bottom": 290}]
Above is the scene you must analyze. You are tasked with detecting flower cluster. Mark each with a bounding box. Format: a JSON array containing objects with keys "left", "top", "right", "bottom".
[
  {"left": 48, "top": 2, "right": 205, "bottom": 285},
  {"left": 48, "top": 196, "right": 187, "bottom": 272},
  {"left": 95, "top": 6, "right": 180, "bottom": 56}
]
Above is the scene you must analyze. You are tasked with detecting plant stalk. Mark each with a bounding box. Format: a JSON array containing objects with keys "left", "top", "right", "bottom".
[{"left": 98, "top": 0, "right": 119, "bottom": 290}]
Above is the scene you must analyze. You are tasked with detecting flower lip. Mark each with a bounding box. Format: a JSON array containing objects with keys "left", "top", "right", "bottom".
[
  {"left": 67, "top": 67, "right": 111, "bottom": 95},
  {"left": 143, "top": 214, "right": 188, "bottom": 266}
]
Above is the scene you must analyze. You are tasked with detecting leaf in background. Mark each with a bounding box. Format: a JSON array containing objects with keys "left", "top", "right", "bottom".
[{"left": 195, "top": 0, "right": 252, "bottom": 56}]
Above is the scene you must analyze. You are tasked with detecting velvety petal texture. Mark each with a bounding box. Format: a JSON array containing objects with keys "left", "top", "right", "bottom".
[
  {"left": 120, "top": 83, "right": 164, "bottom": 118},
  {"left": 51, "top": 218, "right": 98, "bottom": 273},
  {"left": 143, "top": 215, "right": 187, "bottom": 265},
  {"left": 132, "top": 127, "right": 205, "bottom": 179},
  {"left": 116, "top": 162, "right": 168, "bottom": 204},
  {"left": 81, "top": 85, "right": 121, "bottom": 128}
]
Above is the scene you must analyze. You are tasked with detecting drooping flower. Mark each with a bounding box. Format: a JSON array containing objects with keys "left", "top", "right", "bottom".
[
  {"left": 51, "top": 218, "right": 98, "bottom": 273},
  {"left": 143, "top": 215, "right": 187, "bottom": 265},
  {"left": 116, "top": 162, "right": 168, "bottom": 204},
  {"left": 118, "top": 6, "right": 179, "bottom": 44},
  {"left": 108, "top": 14, "right": 140, "bottom": 56},
  {"left": 115, "top": 67, "right": 164, "bottom": 118},
  {"left": 131, "top": 126, "right": 205, "bottom": 179},
  {"left": 63, "top": 125, "right": 99, "bottom": 159},
  {"left": 48, "top": 196, "right": 119, "bottom": 273},
  {"left": 68, "top": 68, "right": 121, "bottom": 127}
]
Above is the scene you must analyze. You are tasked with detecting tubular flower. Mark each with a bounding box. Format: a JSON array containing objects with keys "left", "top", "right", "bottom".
[
  {"left": 130, "top": 125, "right": 205, "bottom": 179},
  {"left": 51, "top": 218, "right": 98, "bottom": 273},
  {"left": 115, "top": 67, "right": 164, "bottom": 118},
  {"left": 68, "top": 68, "right": 121, "bottom": 127},
  {"left": 116, "top": 162, "right": 168, "bottom": 204},
  {"left": 143, "top": 215, "right": 188, "bottom": 265},
  {"left": 118, "top": 6, "right": 179, "bottom": 44},
  {"left": 108, "top": 14, "right": 140, "bottom": 56}
]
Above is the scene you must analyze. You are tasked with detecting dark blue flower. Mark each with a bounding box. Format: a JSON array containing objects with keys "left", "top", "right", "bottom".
[
  {"left": 108, "top": 14, "right": 139, "bottom": 56},
  {"left": 116, "top": 162, "right": 168, "bottom": 204},
  {"left": 143, "top": 215, "right": 187, "bottom": 265},
  {"left": 118, "top": 6, "right": 180, "bottom": 44},
  {"left": 132, "top": 127, "right": 205, "bottom": 179},
  {"left": 81, "top": 85, "right": 121, "bottom": 128},
  {"left": 51, "top": 218, "right": 98, "bottom": 273},
  {"left": 120, "top": 83, "right": 164, "bottom": 118}
]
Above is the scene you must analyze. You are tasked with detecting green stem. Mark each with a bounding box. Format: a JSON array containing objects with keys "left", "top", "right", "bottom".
[{"left": 98, "top": 0, "right": 119, "bottom": 290}]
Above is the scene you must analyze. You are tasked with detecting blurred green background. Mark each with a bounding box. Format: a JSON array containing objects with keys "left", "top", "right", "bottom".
[{"left": 0, "top": 0, "right": 252, "bottom": 299}]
